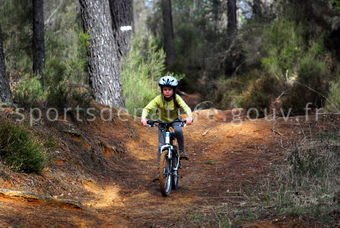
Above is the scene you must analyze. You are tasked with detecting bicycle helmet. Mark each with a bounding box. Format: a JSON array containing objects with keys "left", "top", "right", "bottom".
[{"left": 158, "top": 75, "right": 178, "bottom": 87}]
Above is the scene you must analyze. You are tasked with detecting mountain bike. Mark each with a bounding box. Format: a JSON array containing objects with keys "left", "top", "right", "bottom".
[{"left": 147, "top": 119, "right": 186, "bottom": 197}]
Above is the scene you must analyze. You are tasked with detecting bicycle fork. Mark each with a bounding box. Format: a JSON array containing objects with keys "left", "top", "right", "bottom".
[
  {"left": 166, "top": 132, "right": 181, "bottom": 172},
  {"left": 160, "top": 132, "right": 180, "bottom": 176}
]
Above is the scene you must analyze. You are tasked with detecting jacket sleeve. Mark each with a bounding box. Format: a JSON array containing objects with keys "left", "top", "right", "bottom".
[
  {"left": 176, "top": 95, "right": 192, "bottom": 118},
  {"left": 141, "top": 96, "right": 160, "bottom": 119}
]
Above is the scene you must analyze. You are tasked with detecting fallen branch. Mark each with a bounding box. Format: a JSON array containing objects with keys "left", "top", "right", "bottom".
[
  {"left": 272, "top": 129, "right": 283, "bottom": 136},
  {"left": 202, "top": 128, "right": 211, "bottom": 136}
]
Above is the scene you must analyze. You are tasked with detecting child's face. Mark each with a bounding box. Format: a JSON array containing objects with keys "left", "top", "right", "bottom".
[{"left": 162, "top": 86, "right": 174, "bottom": 99}]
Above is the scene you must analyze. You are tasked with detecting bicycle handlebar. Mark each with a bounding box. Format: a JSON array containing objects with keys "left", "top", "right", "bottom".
[{"left": 147, "top": 119, "right": 186, "bottom": 128}]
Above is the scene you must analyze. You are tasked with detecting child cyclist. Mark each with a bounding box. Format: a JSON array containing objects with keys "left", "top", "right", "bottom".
[{"left": 141, "top": 75, "right": 193, "bottom": 160}]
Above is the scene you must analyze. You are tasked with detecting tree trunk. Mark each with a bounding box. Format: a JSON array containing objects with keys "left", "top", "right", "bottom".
[
  {"left": 227, "top": 0, "right": 237, "bottom": 33},
  {"left": 0, "top": 25, "right": 12, "bottom": 103},
  {"left": 161, "top": 0, "right": 176, "bottom": 68},
  {"left": 109, "top": 0, "right": 133, "bottom": 61},
  {"left": 32, "top": 0, "right": 45, "bottom": 86},
  {"left": 252, "top": 0, "right": 262, "bottom": 17},
  {"left": 212, "top": 0, "right": 220, "bottom": 29},
  {"left": 79, "top": 0, "right": 125, "bottom": 108}
]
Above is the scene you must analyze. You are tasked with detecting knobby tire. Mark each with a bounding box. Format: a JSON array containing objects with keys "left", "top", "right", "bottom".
[
  {"left": 159, "top": 150, "right": 171, "bottom": 196},
  {"left": 172, "top": 155, "right": 180, "bottom": 190}
]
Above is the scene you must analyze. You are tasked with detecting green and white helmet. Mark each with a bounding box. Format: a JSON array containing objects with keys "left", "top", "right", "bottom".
[{"left": 158, "top": 75, "right": 178, "bottom": 87}]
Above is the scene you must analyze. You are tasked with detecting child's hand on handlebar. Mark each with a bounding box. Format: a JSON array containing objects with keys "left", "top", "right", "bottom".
[
  {"left": 141, "top": 118, "right": 148, "bottom": 126},
  {"left": 186, "top": 117, "right": 193, "bottom": 125}
]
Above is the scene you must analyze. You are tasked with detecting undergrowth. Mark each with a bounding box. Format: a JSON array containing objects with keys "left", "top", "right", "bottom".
[
  {"left": 182, "top": 121, "right": 339, "bottom": 227},
  {"left": 121, "top": 32, "right": 185, "bottom": 116},
  {"left": 0, "top": 121, "right": 47, "bottom": 173},
  {"left": 257, "top": 128, "right": 340, "bottom": 224}
]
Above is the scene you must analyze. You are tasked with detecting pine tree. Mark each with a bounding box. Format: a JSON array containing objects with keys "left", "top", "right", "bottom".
[
  {"left": 161, "top": 0, "right": 176, "bottom": 68},
  {"left": 79, "top": 0, "right": 125, "bottom": 108},
  {"left": 0, "top": 24, "right": 12, "bottom": 103},
  {"left": 32, "top": 0, "right": 45, "bottom": 86},
  {"left": 227, "top": 0, "right": 237, "bottom": 33},
  {"left": 109, "top": 0, "right": 133, "bottom": 61}
]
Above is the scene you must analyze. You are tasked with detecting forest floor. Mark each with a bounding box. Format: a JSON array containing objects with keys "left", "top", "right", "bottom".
[{"left": 0, "top": 104, "right": 339, "bottom": 227}]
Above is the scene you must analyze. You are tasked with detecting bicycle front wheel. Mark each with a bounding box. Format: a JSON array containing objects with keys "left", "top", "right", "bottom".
[
  {"left": 172, "top": 155, "right": 180, "bottom": 190},
  {"left": 159, "top": 149, "right": 172, "bottom": 196}
]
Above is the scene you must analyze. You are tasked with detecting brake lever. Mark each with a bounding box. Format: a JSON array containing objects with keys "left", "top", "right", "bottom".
[
  {"left": 147, "top": 120, "right": 155, "bottom": 127},
  {"left": 147, "top": 122, "right": 154, "bottom": 127}
]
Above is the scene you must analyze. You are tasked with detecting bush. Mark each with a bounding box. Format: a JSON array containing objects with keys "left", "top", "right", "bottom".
[
  {"left": 45, "top": 31, "right": 90, "bottom": 87},
  {"left": 46, "top": 80, "right": 92, "bottom": 112},
  {"left": 261, "top": 19, "right": 304, "bottom": 80},
  {"left": 239, "top": 75, "right": 284, "bottom": 116},
  {"left": 121, "top": 31, "right": 185, "bottom": 116},
  {"left": 0, "top": 0, "right": 33, "bottom": 76},
  {"left": 282, "top": 54, "right": 330, "bottom": 113},
  {"left": 215, "top": 79, "right": 246, "bottom": 110},
  {"left": 259, "top": 18, "right": 332, "bottom": 113},
  {"left": 13, "top": 74, "right": 47, "bottom": 107},
  {"left": 45, "top": 30, "right": 91, "bottom": 111},
  {"left": 46, "top": 80, "right": 69, "bottom": 110},
  {"left": 121, "top": 32, "right": 166, "bottom": 116},
  {"left": 325, "top": 74, "right": 340, "bottom": 112},
  {"left": 43, "top": 8, "right": 90, "bottom": 112},
  {"left": 45, "top": 30, "right": 92, "bottom": 112},
  {"left": 0, "top": 121, "right": 46, "bottom": 173},
  {"left": 215, "top": 70, "right": 262, "bottom": 109}
]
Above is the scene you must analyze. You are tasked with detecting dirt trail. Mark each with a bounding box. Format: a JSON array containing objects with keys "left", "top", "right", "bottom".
[{"left": 0, "top": 109, "right": 337, "bottom": 227}]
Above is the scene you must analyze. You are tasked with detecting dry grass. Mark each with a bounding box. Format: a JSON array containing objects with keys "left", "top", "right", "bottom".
[{"left": 257, "top": 129, "right": 340, "bottom": 224}]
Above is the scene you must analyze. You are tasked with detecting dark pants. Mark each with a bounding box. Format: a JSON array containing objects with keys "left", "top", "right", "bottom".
[{"left": 157, "top": 122, "right": 184, "bottom": 162}]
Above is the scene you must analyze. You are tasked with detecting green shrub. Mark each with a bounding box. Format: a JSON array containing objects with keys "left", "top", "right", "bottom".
[
  {"left": 282, "top": 54, "right": 330, "bottom": 113},
  {"left": 68, "top": 87, "right": 92, "bottom": 110},
  {"left": 215, "top": 78, "right": 244, "bottom": 109},
  {"left": 46, "top": 80, "right": 92, "bottom": 112},
  {"left": 215, "top": 11, "right": 334, "bottom": 115},
  {"left": 121, "top": 32, "right": 166, "bottom": 116},
  {"left": 45, "top": 57, "right": 67, "bottom": 87},
  {"left": 0, "top": 121, "right": 46, "bottom": 173},
  {"left": 45, "top": 30, "right": 89, "bottom": 86},
  {"left": 0, "top": 0, "right": 33, "bottom": 76},
  {"left": 45, "top": 30, "right": 92, "bottom": 112},
  {"left": 259, "top": 18, "right": 332, "bottom": 113},
  {"left": 215, "top": 70, "right": 262, "bottom": 109},
  {"left": 261, "top": 19, "right": 304, "bottom": 80},
  {"left": 13, "top": 74, "right": 47, "bottom": 107},
  {"left": 43, "top": 12, "right": 90, "bottom": 112},
  {"left": 46, "top": 80, "right": 69, "bottom": 110},
  {"left": 297, "top": 55, "right": 329, "bottom": 100},
  {"left": 325, "top": 74, "right": 340, "bottom": 112},
  {"left": 239, "top": 75, "right": 284, "bottom": 116},
  {"left": 121, "top": 31, "right": 185, "bottom": 116}
]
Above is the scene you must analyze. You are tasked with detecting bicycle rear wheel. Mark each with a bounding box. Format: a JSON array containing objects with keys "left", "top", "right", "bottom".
[{"left": 159, "top": 149, "right": 172, "bottom": 196}]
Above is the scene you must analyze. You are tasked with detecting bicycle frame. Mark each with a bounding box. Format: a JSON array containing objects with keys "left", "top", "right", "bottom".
[
  {"left": 159, "top": 133, "right": 180, "bottom": 171},
  {"left": 146, "top": 119, "right": 185, "bottom": 196}
]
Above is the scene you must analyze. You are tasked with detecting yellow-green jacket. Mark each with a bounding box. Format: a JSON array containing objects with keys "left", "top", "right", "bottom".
[{"left": 142, "top": 94, "right": 192, "bottom": 122}]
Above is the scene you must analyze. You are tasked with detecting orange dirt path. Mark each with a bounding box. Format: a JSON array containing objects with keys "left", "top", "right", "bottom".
[{"left": 0, "top": 109, "right": 337, "bottom": 227}]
